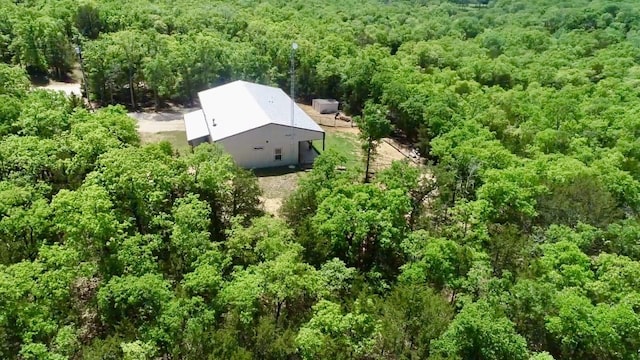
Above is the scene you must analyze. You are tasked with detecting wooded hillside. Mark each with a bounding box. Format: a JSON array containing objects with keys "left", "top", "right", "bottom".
[{"left": 2, "top": 0, "right": 640, "bottom": 359}]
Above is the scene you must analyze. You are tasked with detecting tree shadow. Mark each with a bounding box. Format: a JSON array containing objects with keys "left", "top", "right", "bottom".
[
  {"left": 29, "top": 72, "right": 50, "bottom": 86},
  {"left": 252, "top": 165, "right": 308, "bottom": 178},
  {"left": 30, "top": 70, "right": 78, "bottom": 85}
]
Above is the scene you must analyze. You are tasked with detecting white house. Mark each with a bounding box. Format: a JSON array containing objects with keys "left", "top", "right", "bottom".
[{"left": 184, "top": 80, "right": 325, "bottom": 169}]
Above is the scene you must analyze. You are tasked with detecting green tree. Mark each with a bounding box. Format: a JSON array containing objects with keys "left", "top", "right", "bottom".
[
  {"left": 85, "top": 146, "right": 178, "bottom": 234},
  {"left": 296, "top": 300, "right": 380, "bottom": 360},
  {"left": 378, "top": 283, "right": 453, "bottom": 358},
  {"left": 51, "top": 184, "right": 120, "bottom": 263},
  {"left": 399, "top": 235, "right": 472, "bottom": 295},
  {"left": 169, "top": 194, "right": 211, "bottom": 276},
  {"left": 431, "top": 301, "right": 529, "bottom": 360},
  {"left": 14, "top": 89, "right": 74, "bottom": 138},
  {"left": 281, "top": 149, "right": 350, "bottom": 228},
  {"left": 0, "top": 63, "right": 29, "bottom": 97},
  {"left": 10, "top": 12, "right": 73, "bottom": 77},
  {"left": 221, "top": 249, "right": 321, "bottom": 327},
  {"left": 121, "top": 341, "right": 156, "bottom": 360},
  {"left": 355, "top": 101, "right": 393, "bottom": 183},
  {"left": 0, "top": 181, "right": 52, "bottom": 263},
  {"left": 181, "top": 144, "right": 261, "bottom": 238},
  {"left": 377, "top": 161, "right": 437, "bottom": 228},
  {"left": 63, "top": 106, "right": 139, "bottom": 185},
  {"left": 97, "top": 274, "right": 172, "bottom": 330},
  {"left": 75, "top": 3, "right": 103, "bottom": 39},
  {"left": 0, "top": 245, "right": 94, "bottom": 359},
  {"left": 312, "top": 183, "right": 410, "bottom": 275},
  {"left": 225, "top": 215, "right": 296, "bottom": 267},
  {"left": 545, "top": 289, "right": 640, "bottom": 360}
]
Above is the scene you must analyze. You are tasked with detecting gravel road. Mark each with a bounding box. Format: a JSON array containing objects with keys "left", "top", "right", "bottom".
[
  {"left": 34, "top": 81, "right": 82, "bottom": 97},
  {"left": 127, "top": 109, "right": 197, "bottom": 133}
]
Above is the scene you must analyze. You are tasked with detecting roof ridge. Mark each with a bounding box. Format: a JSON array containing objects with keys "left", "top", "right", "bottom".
[
  {"left": 240, "top": 81, "right": 276, "bottom": 127},
  {"left": 241, "top": 81, "right": 297, "bottom": 128}
]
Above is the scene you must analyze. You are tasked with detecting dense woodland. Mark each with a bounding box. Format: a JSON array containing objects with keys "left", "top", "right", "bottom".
[{"left": 2, "top": 0, "right": 640, "bottom": 359}]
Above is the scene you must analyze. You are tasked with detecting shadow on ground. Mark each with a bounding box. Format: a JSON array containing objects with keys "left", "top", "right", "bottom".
[{"left": 252, "top": 165, "right": 310, "bottom": 177}]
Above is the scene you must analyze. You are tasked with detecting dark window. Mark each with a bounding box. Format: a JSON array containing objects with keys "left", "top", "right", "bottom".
[{"left": 275, "top": 148, "right": 282, "bottom": 160}]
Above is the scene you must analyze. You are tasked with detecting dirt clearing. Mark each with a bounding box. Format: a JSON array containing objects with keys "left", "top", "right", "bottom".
[
  {"left": 300, "top": 106, "right": 418, "bottom": 171},
  {"left": 254, "top": 167, "right": 307, "bottom": 217},
  {"left": 297, "top": 104, "right": 355, "bottom": 128},
  {"left": 128, "top": 107, "right": 199, "bottom": 133},
  {"left": 35, "top": 81, "right": 82, "bottom": 96},
  {"left": 256, "top": 105, "right": 422, "bottom": 216}
]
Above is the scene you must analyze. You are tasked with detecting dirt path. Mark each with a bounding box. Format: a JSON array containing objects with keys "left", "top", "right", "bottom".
[
  {"left": 375, "top": 138, "right": 420, "bottom": 169},
  {"left": 255, "top": 168, "right": 305, "bottom": 217},
  {"left": 260, "top": 197, "right": 283, "bottom": 216}
]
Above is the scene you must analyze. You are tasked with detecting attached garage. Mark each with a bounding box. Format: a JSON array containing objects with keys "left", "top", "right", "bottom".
[{"left": 184, "top": 110, "right": 209, "bottom": 147}]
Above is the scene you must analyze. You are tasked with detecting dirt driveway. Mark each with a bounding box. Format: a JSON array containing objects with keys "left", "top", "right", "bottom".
[
  {"left": 34, "top": 81, "right": 82, "bottom": 97},
  {"left": 36, "top": 79, "right": 190, "bottom": 135},
  {"left": 127, "top": 108, "right": 196, "bottom": 133}
]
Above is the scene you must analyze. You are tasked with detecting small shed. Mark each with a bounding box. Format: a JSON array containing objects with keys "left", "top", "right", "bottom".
[{"left": 312, "top": 99, "right": 339, "bottom": 114}]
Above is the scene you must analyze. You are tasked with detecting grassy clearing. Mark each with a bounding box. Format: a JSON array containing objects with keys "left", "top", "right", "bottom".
[
  {"left": 314, "top": 131, "right": 363, "bottom": 169},
  {"left": 140, "top": 131, "right": 190, "bottom": 154}
]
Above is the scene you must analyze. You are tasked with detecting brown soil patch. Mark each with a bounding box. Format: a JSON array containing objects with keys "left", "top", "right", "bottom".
[
  {"left": 299, "top": 103, "right": 418, "bottom": 170},
  {"left": 255, "top": 168, "right": 306, "bottom": 216},
  {"left": 373, "top": 138, "right": 420, "bottom": 170},
  {"left": 260, "top": 197, "right": 283, "bottom": 216}
]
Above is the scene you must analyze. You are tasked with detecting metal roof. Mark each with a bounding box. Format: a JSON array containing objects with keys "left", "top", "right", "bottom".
[
  {"left": 195, "top": 80, "right": 324, "bottom": 142},
  {"left": 184, "top": 109, "right": 209, "bottom": 141}
]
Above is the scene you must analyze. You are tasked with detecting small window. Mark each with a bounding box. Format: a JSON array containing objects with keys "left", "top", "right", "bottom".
[
  {"left": 274, "top": 148, "right": 282, "bottom": 161},
  {"left": 253, "top": 146, "right": 264, "bottom": 151}
]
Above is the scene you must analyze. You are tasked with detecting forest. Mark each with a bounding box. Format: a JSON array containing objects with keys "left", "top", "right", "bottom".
[{"left": 2, "top": 0, "right": 640, "bottom": 359}]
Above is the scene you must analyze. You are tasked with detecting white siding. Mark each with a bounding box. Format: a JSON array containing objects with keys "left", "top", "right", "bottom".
[{"left": 217, "top": 123, "right": 324, "bottom": 169}]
